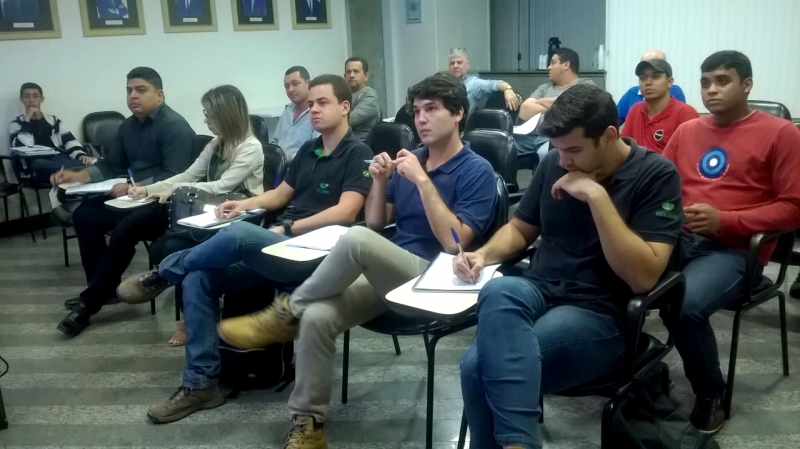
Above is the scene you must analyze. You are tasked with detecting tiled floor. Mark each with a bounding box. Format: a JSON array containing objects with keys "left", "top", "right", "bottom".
[{"left": 1, "top": 226, "right": 799, "bottom": 448}]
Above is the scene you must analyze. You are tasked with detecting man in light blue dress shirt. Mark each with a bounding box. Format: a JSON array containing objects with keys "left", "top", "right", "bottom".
[
  {"left": 448, "top": 48, "right": 520, "bottom": 115},
  {"left": 270, "top": 66, "right": 319, "bottom": 161}
]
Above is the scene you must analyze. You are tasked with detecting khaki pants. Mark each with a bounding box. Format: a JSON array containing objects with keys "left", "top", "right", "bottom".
[{"left": 288, "top": 226, "right": 430, "bottom": 422}]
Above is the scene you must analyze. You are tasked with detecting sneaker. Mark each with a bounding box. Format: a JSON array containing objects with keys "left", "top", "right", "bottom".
[
  {"left": 690, "top": 395, "right": 725, "bottom": 434},
  {"left": 790, "top": 271, "right": 800, "bottom": 299},
  {"left": 284, "top": 415, "right": 327, "bottom": 449},
  {"left": 147, "top": 385, "right": 225, "bottom": 424},
  {"left": 217, "top": 293, "right": 299, "bottom": 349},
  {"left": 117, "top": 270, "right": 171, "bottom": 304}
]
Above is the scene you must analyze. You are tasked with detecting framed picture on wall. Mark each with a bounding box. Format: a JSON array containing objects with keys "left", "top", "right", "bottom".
[
  {"left": 0, "top": 0, "right": 60, "bottom": 41},
  {"left": 232, "top": 0, "right": 278, "bottom": 31},
  {"left": 291, "top": 0, "right": 330, "bottom": 30},
  {"left": 79, "top": 0, "right": 145, "bottom": 37},
  {"left": 406, "top": 0, "right": 421, "bottom": 24},
  {"left": 162, "top": 0, "right": 217, "bottom": 33}
]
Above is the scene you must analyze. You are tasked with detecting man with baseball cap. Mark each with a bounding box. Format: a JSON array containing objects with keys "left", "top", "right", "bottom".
[
  {"left": 621, "top": 58, "right": 699, "bottom": 153},
  {"left": 617, "top": 49, "right": 687, "bottom": 123}
]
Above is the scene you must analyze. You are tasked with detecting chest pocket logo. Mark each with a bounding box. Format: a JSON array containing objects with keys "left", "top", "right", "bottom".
[
  {"left": 653, "top": 129, "right": 664, "bottom": 141},
  {"left": 698, "top": 147, "right": 729, "bottom": 180},
  {"left": 317, "top": 182, "right": 331, "bottom": 194}
]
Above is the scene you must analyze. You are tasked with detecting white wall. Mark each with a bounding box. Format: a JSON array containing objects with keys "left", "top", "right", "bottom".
[
  {"left": 606, "top": 0, "right": 800, "bottom": 116},
  {"left": 382, "top": 0, "right": 490, "bottom": 114},
  {"left": 0, "top": 0, "right": 350, "bottom": 153}
]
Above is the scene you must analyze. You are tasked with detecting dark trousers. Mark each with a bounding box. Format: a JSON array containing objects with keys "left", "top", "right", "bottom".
[{"left": 72, "top": 197, "right": 167, "bottom": 314}]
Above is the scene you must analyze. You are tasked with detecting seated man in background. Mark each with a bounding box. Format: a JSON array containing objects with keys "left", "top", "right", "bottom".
[
  {"left": 344, "top": 57, "right": 381, "bottom": 140},
  {"left": 216, "top": 72, "right": 498, "bottom": 448},
  {"left": 116, "top": 74, "right": 373, "bottom": 424},
  {"left": 51, "top": 67, "right": 195, "bottom": 331},
  {"left": 448, "top": 47, "right": 520, "bottom": 115},
  {"left": 271, "top": 66, "right": 319, "bottom": 161},
  {"left": 621, "top": 59, "right": 699, "bottom": 153},
  {"left": 456, "top": 84, "right": 683, "bottom": 449},
  {"left": 9, "top": 82, "right": 90, "bottom": 184},
  {"left": 519, "top": 47, "right": 595, "bottom": 121},
  {"left": 661, "top": 50, "right": 800, "bottom": 434},
  {"left": 618, "top": 49, "right": 687, "bottom": 123}
]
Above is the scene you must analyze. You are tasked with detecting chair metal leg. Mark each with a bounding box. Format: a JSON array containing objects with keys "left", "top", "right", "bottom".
[
  {"left": 150, "top": 298, "right": 156, "bottom": 315},
  {"left": 423, "top": 332, "right": 430, "bottom": 351},
  {"left": 600, "top": 395, "right": 622, "bottom": 449},
  {"left": 392, "top": 334, "right": 401, "bottom": 355},
  {"left": 424, "top": 334, "right": 440, "bottom": 449},
  {"left": 62, "top": 228, "right": 69, "bottom": 267},
  {"left": 35, "top": 190, "right": 45, "bottom": 240},
  {"left": 3, "top": 197, "right": 7, "bottom": 222},
  {"left": 20, "top": 193, "right": 35, "bottom": 243},
  {"left": 779, "top": 293, "right": 790, "bottom": 376},
  {"left": 0, "top": 386, "right": 8, "bottom": 431},
  {"left": 724, "top": 309, "right": 744, "bottom": 419},
  {"left": 456, "top": 408, "right": 468, "bottom": 449},
  {"left": 175, "top": 300, "right": 182, "bottom": 321},
  {"left": 341, "top": 329, "right": 350, "bottom": 404}
]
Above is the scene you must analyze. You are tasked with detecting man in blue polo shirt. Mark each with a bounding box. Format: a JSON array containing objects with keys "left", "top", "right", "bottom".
[
  {"left": 215, "top": 72, "right": 499, "bottom": 448},
  {"left": 618, "top": 49, "right": 686, "bottom": 123}
]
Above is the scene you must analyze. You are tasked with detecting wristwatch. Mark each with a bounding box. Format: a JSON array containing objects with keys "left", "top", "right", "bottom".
[
  {"left": 282, "top": 219, "right": 294, "bottom": 236},
  {"left": 504, "top": 85, "right": 514, "bottom": 92}
]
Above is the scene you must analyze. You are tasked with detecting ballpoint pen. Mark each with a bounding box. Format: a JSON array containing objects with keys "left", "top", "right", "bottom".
[{"left": 451, "top": 227, "right": 476, "bottom": 283}]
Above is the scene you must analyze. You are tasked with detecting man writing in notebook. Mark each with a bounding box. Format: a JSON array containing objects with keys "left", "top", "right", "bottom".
[
  {"left": 213, "top": 72, "right": 498, "bottom": 448},
  {"left": 116, "top": 74, "right": 373, "bottom": 424},
  {"left": 454, "top": 84, "right": 683, "bottom": 449}
]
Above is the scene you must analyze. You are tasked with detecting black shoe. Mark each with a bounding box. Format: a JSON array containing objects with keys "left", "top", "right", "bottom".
[
  {"left": 690, "top": 394, "right": 725, "bottom": 434},
  {"left": 65, "top": 296, "right": 120, "bottom": 311},
  {"left": 790, "top": 271, "right": 800, "bottom": 299},
  {"left": 57, "top": 308, "right": 92, "bottom": 337}
]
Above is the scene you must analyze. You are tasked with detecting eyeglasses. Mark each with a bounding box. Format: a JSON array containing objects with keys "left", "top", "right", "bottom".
[{"left": 202, "top": 109, "right": 210, "bottom": 118}]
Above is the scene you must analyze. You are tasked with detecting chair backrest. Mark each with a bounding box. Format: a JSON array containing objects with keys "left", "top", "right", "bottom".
[
  {"left": 464, "top": 108, "right": 514, "bottom": 134},
  {"left": 365, "top": 122, "right": 416, "bottom": 159},
  {"left": 192, "top": 134, "right": 213, "bottom": 160},
  {"left": 250, "top": 114, "right": 270, "bottom": 144},
  {"left": 489, "top": 172, "right": 510, "bottom": 236},
  {"left": 82, "top": 111, "right": 126, "bottom": 157},
  {"left": 394, "top": 105, "right": 420, "bottom": 145},
  {"left": 261, "top": 143, "right": 288, "bottom": 190},
  {"left": 483, "top": 91, "right": 523, "bottom": 124},
  {"left": 747, "top": 100, "right": 792, "bottom": 120},
  {"left": 463, "top": 129, "right": 519, "bottom": 193}
]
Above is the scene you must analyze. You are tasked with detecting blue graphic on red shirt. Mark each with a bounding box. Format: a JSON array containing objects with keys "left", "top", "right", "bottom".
[{"left": 698, "top": 147, "right": 729, "bottom": 179}]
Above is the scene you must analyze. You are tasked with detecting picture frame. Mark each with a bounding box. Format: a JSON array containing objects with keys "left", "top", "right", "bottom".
[
  {"left": 406, "top": 0, "right": 421, "bottom": 24},
  {"left": 291, "top": 0, "right": 330, "bottom": 30},
  {"left": 0, "top": 0, "right": 60, "bottom": 41},
  {"left": 231, "top": 0, "right": 278, "bottom": 31},
  {"left": 161, "top": 0, "right": 216, "bottom": 33},
  {"left": 79, "top": 0, "right": 145, "bottom": 37}
]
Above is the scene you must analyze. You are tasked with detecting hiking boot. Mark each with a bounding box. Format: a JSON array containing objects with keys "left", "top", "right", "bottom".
[
  {"left": 117, "top": 270, "right": 171, "bottom": 304},
  {"left": 217, "top": 293, "right": 298, "bottom": 349},
  {"left": 284, "top": 415, "right": 327, "bottom": 449},
  {"left": 147, "top": 385, "right": 225, "bottom": 424},
  {"left": 690, "top": 394, "right": 725, "bottom": 434},
  {"left": 790, "top": 271, "right": 800, "bottom": 299}
]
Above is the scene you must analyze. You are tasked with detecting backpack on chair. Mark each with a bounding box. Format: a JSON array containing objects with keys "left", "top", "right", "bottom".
[{"left": 219, "top": 282, "right": 294, "bottom": 395}]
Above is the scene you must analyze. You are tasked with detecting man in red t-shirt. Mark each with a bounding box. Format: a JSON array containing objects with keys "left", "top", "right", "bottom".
[
  {"left": 662, "top": 50, "right": 800, "bottom": 434},
  {"left": 621, "top": 59, "right": 699, "bottom": 153}
]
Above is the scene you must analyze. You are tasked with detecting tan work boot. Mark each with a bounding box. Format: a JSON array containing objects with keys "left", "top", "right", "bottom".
[
  {"left": 147, "top": 385, "right": 225, "bottom": 424},
  {"left": 284, "top": 415, "right": 328, "bottom": 449},
  {"left": 217, "top": 292, "right": 299, "bottom": 349}
]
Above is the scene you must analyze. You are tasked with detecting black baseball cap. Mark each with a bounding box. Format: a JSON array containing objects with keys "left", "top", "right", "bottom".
[{"left": 635, "top": 59, "right": 673, "bottom": 77}]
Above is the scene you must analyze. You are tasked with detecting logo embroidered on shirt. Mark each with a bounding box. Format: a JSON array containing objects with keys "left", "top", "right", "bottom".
[
  {"left": 697, "top": 147, "right": 729, "bottom": 180},
  {"left": 656, "top": 202, "right": 678, "bottom": 220},
  {"left": 654, "top": 129, "right": 664, "bottom": 141},
  {"left": 319, "top": 182, "right": 329, "bottom": 189},
  {"left": 363, "top": 170, "right": 370, "bottom": 177}
]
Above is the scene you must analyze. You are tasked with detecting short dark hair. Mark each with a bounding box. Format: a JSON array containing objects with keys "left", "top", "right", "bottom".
[
  {"left": 285, "top": 65, "right": 311, "bottom": 80},
  {"left": 345, "top": 57, "right": 369, "bottom": 73},
  {"left": 126, "top": 67, "right": 163, "bottom": 90},
  {"left": 700, "top": 50, "right": 753, "bottom": 81},
  {"left": 405, "top": 72, "right": 469, "bottom": 118},
  {"left": 554, "top": 47, "right": 580, "bottom": 74},
  {"left": 538, "top": 84, "right": 619, "bottom": 142},
  {"left": 309, "top": 74, "right": 352, "bottom": 104},
  {"left": 20, "top": 82, "right": 42, "bottom": 97}
]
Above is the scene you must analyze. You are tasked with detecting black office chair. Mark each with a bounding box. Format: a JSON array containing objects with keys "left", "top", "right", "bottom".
[
  {"left": 6, "top": 154, "right": 49, "bottom": 240},
  {"left": 365, "top": 122, "right": 416, "bottom": 160},
  {"left": 464, "top": 107, "right": 514, "bottom": 134},
  {"left": 192, "top": 134, "right": 213, "bottom": 159},
  {"left": 747, "top": 100, "right": 792, "bottom": 120},
  {"left": 393, "top": 105, "right": 420, "bottom": 145},
  {"left": 456, "top": 271, "right": 686, "bottom": 449},
  {"left": 250, "top": 115, "right": 270, "bottom": 145},
  {"left": 463, "top": 129, "right": 522, "bottom": 204},
  {"left": 483, "top": 90, "right": 524, "bottom": 124},
  {"left": 0, "top": 155, "right": 35, "bottom": 242},
  {"left": 82, "top": 111, "right": 126, "bottom": 158},
  {"left": 340, "top": 173, "right": 509, "bottom": 449},
  {"left": 261, "top": 143, "right": 288, "bottom": 191}
]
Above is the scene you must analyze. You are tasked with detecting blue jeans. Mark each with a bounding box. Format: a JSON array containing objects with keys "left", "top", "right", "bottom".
[
  {"left": 665, "top": 233, "right": 752, "bottom": 399},
  {"left": 157, "top": 221, "right": 320, "bottom": 389},
  {"left": 461, "top": 276, "right": 626, "bottom": 449}
]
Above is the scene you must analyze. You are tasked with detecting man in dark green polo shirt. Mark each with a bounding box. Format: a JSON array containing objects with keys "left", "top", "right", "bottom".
[
  {"left": 53, "top": 67, "right": 195, "bottom": 336},
  {"left": 115, "top": 74, "right": 373, "bottom": 424}
]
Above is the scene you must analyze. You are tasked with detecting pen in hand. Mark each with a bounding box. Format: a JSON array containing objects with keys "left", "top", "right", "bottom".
[
  {"left": 52, "top": 164, "right": 64, "bottom": 191},
  {"left": 451, "top": 227, "right": 476, "bottom": 283}
]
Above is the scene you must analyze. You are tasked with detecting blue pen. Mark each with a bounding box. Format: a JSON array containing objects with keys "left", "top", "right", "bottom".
[
  {"left": 127, "top": 169, "right": 136, "bottom": 187},
  {"left": 451, "top": 227, "right": 475, "bottom": 283}
]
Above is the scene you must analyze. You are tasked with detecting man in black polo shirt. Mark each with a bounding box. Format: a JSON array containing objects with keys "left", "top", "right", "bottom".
[
  {"left": 115, "top": 74, "right": 373, "bottom": 424},
  {"left": 453, "top": 84, "right": 683, "bottom": 449},
  {"left": 52, "top": 67, "right": 195, "bottom": 336}
]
